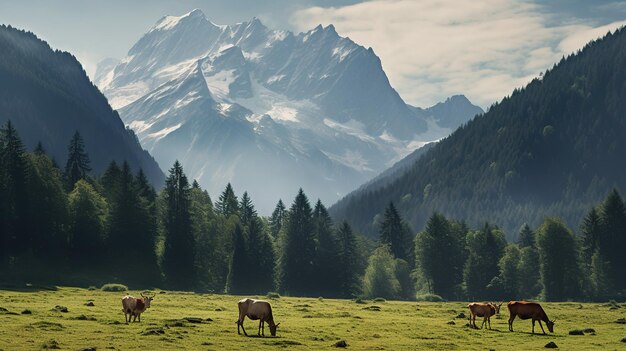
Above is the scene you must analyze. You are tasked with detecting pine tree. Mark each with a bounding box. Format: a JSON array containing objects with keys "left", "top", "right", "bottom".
[
  {"left": 226, "top": 223, "right": 250, "bottom": 294},
  {"left": 313, "top": 200, "right": 341, "bottom": 297},
  {"left": 64, "top": 131, "right": 91, "bottom": 190},
  {"left": 216, "top": 183, "right": 239, "bottom": 218},
  {"left": 0, "top": 121, "right": 29, "bottom": 254},
  {"left": 337, "top": 221, "right": 360, "bottom": 298},
  {"left": 591, "top": 248, "right": 613, "bottom": 300},
  {"left": 100, "top": 161, "right": 121, "bottom": 200},
  {"left": 463, "top": 223, "right": 506, "bottom": 300},
  {"left": 239, "top": 191, "right": 256, "bottom": 226},
  {"left": 248, "top": 216, "right": 275, "bottom": 294},
  {"left": 415, "top": 213, "right": 466, "bottom": 299},
  {"left": 189, "top": 181, "right": 218, "bottom": 291},
  {"left": 34, "top": 141, "right": 45, "bottom": 155},
  {"left": 535, "top": 218, "right": 582, "bottom": 301},
  {"left": 598, "top": 189, "right": 626, "bottom": 291},
  {"left": 162, "top": 161, "right": 195, "bottom": 290},
  {"left": 379, "top": 202, "right": 412, "bottom": 264},
  {"left": 517, "top": 224, "right": 535, "bottom": 248},
  {"left": 494, "top": 245, "right": 521, "bottom": 299},
  {"left": 517, "top": 245, "right": 541, "bottom": 299},
  {"left": 269, "top": 199, "right": 286, "bottom": 238},
  {"left": 278, "top": 188, "right": 316, "bottom": 296},
  {"left": 581, "top": 207, "right": 601, "bottom": 269}
]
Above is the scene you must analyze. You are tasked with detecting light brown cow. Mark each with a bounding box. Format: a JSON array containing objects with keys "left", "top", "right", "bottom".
[
  {"left": 468, "top": 302, "right": 499, "bottom": 329},
  {"left": 507, "top": 301, "right": 555, "bottom": 334},
  {"left": 122, "top": 293, "right": 154, "bottom": 323},
  {"left": 237, "top": 298, "right": 280, "bottom": 337}
]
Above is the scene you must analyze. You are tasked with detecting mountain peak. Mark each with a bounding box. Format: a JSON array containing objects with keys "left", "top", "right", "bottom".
[{"left": 153, "top": 8, "right": 209, "bottom": 31}]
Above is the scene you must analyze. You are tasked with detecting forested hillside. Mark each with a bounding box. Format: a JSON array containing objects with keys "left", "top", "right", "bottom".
[
  {"left": 0, "top": 25, "right": 163, "bottom": 186},
  {"left": 331, "top": 27, "right": 626, "bottom": 238}
]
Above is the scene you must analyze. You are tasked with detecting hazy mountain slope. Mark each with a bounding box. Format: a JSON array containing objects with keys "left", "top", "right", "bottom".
[
  {"left": 0, "top": 25, "right": 164, "bottom": 186},
  {"left": 330, "top": 28, "right": 626, "bottom": 238}
]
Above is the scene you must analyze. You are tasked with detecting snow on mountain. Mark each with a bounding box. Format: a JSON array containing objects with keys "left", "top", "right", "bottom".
[{"left": 96, "top": 9, "right": 483, "bottom": 213}]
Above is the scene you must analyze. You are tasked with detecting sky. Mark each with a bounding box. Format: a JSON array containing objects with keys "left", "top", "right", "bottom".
[{"left": 1, "top": 0, "right": 626, "bottom": 108}]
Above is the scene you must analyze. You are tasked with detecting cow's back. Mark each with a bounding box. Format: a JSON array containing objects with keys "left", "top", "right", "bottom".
[
  {"left": 122, "top": 295, "right": 137, "bottom": 311},
  {"left": 246, "top": 299, "right": 271, "bottom": 320},
  {"left": 508, "top": 301, "right": 543, "bottom": 319}
]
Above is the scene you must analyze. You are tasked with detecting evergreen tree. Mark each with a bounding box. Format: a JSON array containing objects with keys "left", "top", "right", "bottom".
[
  {"left": 162, "top": 161, "right": 195, "bottom": 290},
  {"left": 0, "top": 121, "right": 29, "bottom": 254},
  {"left": 313, "top": 200, "right": 341, "bottom": 297},
  {"left": 68, "top": 180, "right": 106, "bottom": 266},
  {"left": 535, "top": 218, "right": 582, "bottom": 301},
  {"left": 494, "top": 245, "right": 522, "bottom": 299},
  {"left": 591, "top": 248, "right": 613, "bottom": 300},
  {"left": 463, "top": 223, "right": 506, "bottom": 300},
  {"left": 517, "top": 224, "right": 535, "bottom": 248},
  {"left": 239, "top": 191, "right": 256, "bottom": 226},
  {"left": 581, "top": 207, "right": 601, "bottom": 268},
  {"left": 379, "top": 202, "right": 412, "bottom": 264},
  {"left": 64, "top": 131, "right": 91, "bottom": 190},
  {"left": 100, "top": 161, "right": 121, "bottom": 200},
  {"left": 269, "top": 199, "right": 286, "bottom": 238},
  {"left": 216, "top": 183, "right": 239, "bottom": 218},
  {"left": 598, "top": 189, "right": 626, "bottom": 291},
  {"left": 517, "top": 245, "right": 542, "bottom": 299},
  {"left": 363, "top": 245, "right": 400, "bottom": 299},
  {"left": 189, "top": 181, "right": 217, "bottom": 291},
  {"left": 415, "top": 213, "right": 466, "bottom": 299},
  {"left": 247, "top": 216, "right": 275, "bottom": 294},
  {"left": 337, "top": 221, "right": 360, "bottom": 298},
  {"left": 26, "top": 152, "right": 69, "bottom": 260},
  {"left": 226, "top": 223, "right": 250, "bottom": 294},
  {"left": 278, "top": 189, "right": 316, "bottom": 296},
  {"left": 34, "top": 141, "right": 45, "bottom": 155}
]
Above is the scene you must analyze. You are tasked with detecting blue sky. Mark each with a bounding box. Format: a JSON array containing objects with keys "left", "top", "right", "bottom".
[{"left": 1, "top": 0, "right": 626, "bottom": 107}]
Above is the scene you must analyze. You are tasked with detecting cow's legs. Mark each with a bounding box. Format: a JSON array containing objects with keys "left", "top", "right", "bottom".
[
  {"left": 480, "top": 316, "right": 487, "bottom": 329},
  {"left": 532, "top": 319, "right": 535, "bottom": 334},
  {"left": 138, "top": 314, "right": 141, "bottom": 323},
  {"left": 487, "top": 316, "right": 491, "bottom": 330},
  {"left": 538, "top": 320, "right": 546, "bottom": 334},
  {"left": 238, "top": 316, "right": 248, "bottom": 336},
  {"left": 258, "top": 320, "right": 262, "bottom": 336},
  {"left": 508, "top": 314, "right": 516, "bottom": 331},
  {"left": 262, "top": 320, "right": 265, "bottom": 336},
  {"left": 124, "top": 312, "right": 128, "bottom": 324}
]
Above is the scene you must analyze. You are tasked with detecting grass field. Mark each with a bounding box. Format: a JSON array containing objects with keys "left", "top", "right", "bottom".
[{"left": 0, "top": 287, "right": 625, "bottom": 350}]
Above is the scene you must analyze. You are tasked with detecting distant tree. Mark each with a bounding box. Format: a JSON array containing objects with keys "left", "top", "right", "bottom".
[
  {"left": 517, "top": 245, "right": 542, "bottom": 299},
  {"left": 337, "top": 221, "right": 360, "bottom": 298},
  {"left": 278, "top": 189, "right": 316, "bottom": 296},
  {"left": 363, "top": 245, "right": 400, "bottom": 299},
  {"left": 463, "top": 223, "right": 506, "bottom": 300},
  {"left": 247, "top": 216, "right": 275, "bottom": 294},
  {"left": 162, "top": 161, "right": 195, "bottom": 290},
  {"left": 581, "top": 207, "right": 601, "bottom": 268},
  {"left": 535, "top": 218, "right": 582, "bottom": 301},
  {"left": 216, "top": 183, "right": 239, "bottom": 218},
  {"left": 590, "top": 248, "right": 613, "bottom": 300},
  {"left": 0, "top": 121, "right": 30, "bottom": 255},
  {"left": 493, "top": 245, "right": 522, "bottom": 299},
  {"left": 189, "top": 181, "right": 217, "bottom": 291},
  {"left": 313, "top": 200, "right": 341, "bottom": 296},
  {"left": 239, "top": 191, "right": 256, "bottom": 226},
  {"left": 33, "top": 141, "right": 45, "bottom": 155},
  {"left": 379, "top": 202, "right": 413, "bottom": 264},
  {"left": 68, "top": 180, "right": 107, "bottom": 266},
  {"left": 226, "top": 223, "right": 249, "bottom": 294},
  {"left": 64, "top": 131, "right": 91, "bottom": 190},
  {"left": 517, "top": 224, "right": 535, "bottom": 248},
  {"left": 269, "top": 199, "right": 286, "bottom": 238},
  {"left": 415, "top": 213, "right": 466, "bottom": 299},
  {"left": 598, "top": 189, "right": 626, "bottom": 291},
  {"left": 100, "top": 161, "right": 121, "bottom": 200}
]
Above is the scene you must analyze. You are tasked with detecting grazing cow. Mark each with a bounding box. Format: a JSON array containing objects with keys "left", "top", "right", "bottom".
[
  {"left": 237, "top": 298, "right": 280, "bottom": 337},
  {"left": 507, "top": 301, "right": 555, "bottom": 334},
  {"left": 468, "top": 302, "right": 498, "bottom": 329},
  {"left": 122, "top": 293, "right": 154, "bottom": 323}
]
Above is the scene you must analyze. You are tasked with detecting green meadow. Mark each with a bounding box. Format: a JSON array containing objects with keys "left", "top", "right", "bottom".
[{"left": 0, "top": 287, "right": 624, "bottom": 350}]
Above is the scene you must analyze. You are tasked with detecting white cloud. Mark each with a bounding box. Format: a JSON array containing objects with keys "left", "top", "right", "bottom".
[{"left": 291, "top": 0, "right": 626, "bottom": 108}]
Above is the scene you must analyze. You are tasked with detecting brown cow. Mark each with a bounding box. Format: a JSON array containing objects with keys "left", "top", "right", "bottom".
[
  {"left": 507, "top": 301, "right": 555, "bottom": 334},
  {"left": 468, "top": 302, "right": 500, "bottom": 329},
  {"left": 237, "top": 298, "right": 280, "bottom": 337},
  {"left": 122, "top": 293, "right": 154, "bottom": 323}
]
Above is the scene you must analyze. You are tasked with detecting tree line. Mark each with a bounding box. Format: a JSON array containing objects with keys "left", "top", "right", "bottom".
[{"left": 2, "top": 120, "right": 624, "bottom": 301}]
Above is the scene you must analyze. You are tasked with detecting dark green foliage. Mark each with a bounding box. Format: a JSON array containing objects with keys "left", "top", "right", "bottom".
[
  {"left": 239, "top": 192, "right": 256, "bottom": 226},
  {"left": 415, "top": 213, "right": 466, "bottom": 300},
  {"left": 517, "top": 245, "right": 542, "bottom": 299},
  {"left": 247, "top": 217, "right": 276, "bottom": 294},
  {"left": 363, "top": 245, "right": 399, "bottom": 299},
  {"left": 216, "top": 183, "right": 238, "bottom": 218},
  {"left": 379, "top": 202, "right": 413, "bottom": 264},
  {"left": 0, "top": 25, "right": 163, "bottom": 186},
  {"left": 68, "top": 180, "right": 106, "bottom": 266},
  {"left": 463, "top": 223, "right": 506, "bottom": 300},
  {"left": 64, "top": 131, "right": 91, "bottom": 190},
  {"left": 517, "top": 224, "right": 535, "bottom": 248},
  {"left": 536, "top": 218, "right": 582, "bottom": 301},
  {"left": 581, "top": 207, "right": 601, "bottom": 268},
  {"left": 226, "top": 224, "right": 249, "bottom": 294},
  {"left": 162, "top": 161, "right": 195, "bottom": 290},
  {"left": 269, "top": 199, "right": 286, "bottom": 238},
  {"left": 597, "top": 189, "right": 626, "bottom": 291},
  {"left": 331, "top": 27, "right": 626, "bottom": 238},
  {"left": 493, "top": 245, "right": 522, "bottom": 299},
  {"left": 313, "top": 200, "right": 341, "bottom": 297},
  {"left": 337, "top": 221, "right": 360, "bottom": 298},
  {"left": 278, "top": 189, "right": 316, "bottom": 296}
]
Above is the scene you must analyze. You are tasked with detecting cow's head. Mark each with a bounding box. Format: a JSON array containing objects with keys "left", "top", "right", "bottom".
[
  {"left": 494, "top": 302, "right": 503, "bottom": 314},
  {"left": 141, "top": 293, "right": 155, "bottom": 308},
  {"left": 547, "top": 319, "right": 555, "bottom": 333},
  {"left": 269, "top": 322, "right": 280, "bottom": 336}
]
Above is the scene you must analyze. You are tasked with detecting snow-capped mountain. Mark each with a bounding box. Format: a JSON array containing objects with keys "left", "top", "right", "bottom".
[{"left": 96, "top": 9, "right": 483, "bottom": 212}]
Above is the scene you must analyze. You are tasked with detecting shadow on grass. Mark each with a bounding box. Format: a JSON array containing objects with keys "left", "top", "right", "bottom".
[{"left": 0, "top": 283, "right": 58, "bottom": 292}]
